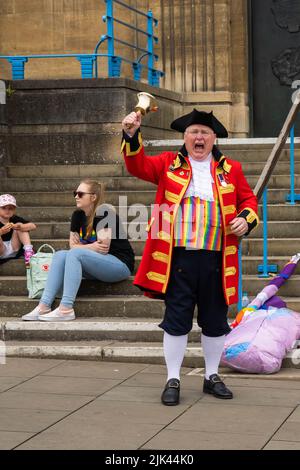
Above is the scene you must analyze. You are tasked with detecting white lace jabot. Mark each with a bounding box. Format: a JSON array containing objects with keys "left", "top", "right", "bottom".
[{"left": 184, "top": 154, "right": 214, "bottom": 201}]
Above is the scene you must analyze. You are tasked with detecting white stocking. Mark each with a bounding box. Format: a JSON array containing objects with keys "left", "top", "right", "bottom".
[{"left": 163, "top": 332, "right": 188, "bottom": 381}]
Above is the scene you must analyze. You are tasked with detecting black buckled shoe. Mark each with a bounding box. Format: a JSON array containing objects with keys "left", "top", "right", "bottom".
[
  {"left": 161, "top": 378, "right": 180, "bottom": 406},
  {"left": 203, "top": 374, "right": 233, "bottom": 399}
]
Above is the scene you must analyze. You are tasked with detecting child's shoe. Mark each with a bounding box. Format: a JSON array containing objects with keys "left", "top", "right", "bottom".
[{"left": 24, "top": 247, "right": 35, "bottom": 266}]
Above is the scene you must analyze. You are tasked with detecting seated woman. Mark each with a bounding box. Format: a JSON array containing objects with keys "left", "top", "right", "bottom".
[{"left": 21, "top": 179, "right": 134, "bottom": 321}]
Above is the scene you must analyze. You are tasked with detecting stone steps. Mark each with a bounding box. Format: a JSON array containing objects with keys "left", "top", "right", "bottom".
[
  {"left": 0, "top": 339, "right": 206, "bottom": 367},
  {"left": 20, "top": 220, "right": 300, "bottom": 240},
  {"left": 1, "top": 295, "right": 299, "bottom": 319},
  {"left": 1, "top": 176, "right": 156, "bottom": 192},
  {"left": 0, "top": 296, "right": 165, "bottom": 318},
  {"left": 9, "top": 189, "right": 299, "bottom": 206},
  {"left": 1, "top": 317, "right": 197, "bottom": 342},
  {"left": 1, "top": 274, "right": 300, "bottom": 297},
  {"left": 15, "top": 202, "right": 300, "bottom": 220},
  {"left": 2, "top": 338, "right": 299, "bottom": 368},
  {"left": 2, "top": 140, "right": 300, "bottom": 366},
  {"left": 11, "top": 236, "right": 300, "bottom": 256},
  {"left": 3, "top": 174, "right": 300, "bottom": 192},
  {"left": 1, "top": 255, "right": 300, "bottom": 277}
]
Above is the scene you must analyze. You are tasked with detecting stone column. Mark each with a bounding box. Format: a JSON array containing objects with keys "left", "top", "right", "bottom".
[
  {"left": 0, "top": 81, "right": 9, "bottom": 176},
  {"left": 150, "top": 0, "right": 250, "bottom": 136}
]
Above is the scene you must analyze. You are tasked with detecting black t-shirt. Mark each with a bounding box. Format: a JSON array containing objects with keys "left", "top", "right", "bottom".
[
  {"left": 0, "top": 214, "right": 28, "bottom": 263},
  {"left": 70, "top": 207, "right": 135, "bottom": 274},
  {"left": 0, "top": 215, "right": 28, "bottom": 241}
]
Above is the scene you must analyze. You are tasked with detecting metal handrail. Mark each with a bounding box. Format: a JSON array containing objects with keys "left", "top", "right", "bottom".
[
  {"left": 0, "top": 0, "right": 164, "bottom": 86},
  {"left": 111, "top": 0, "right": 154, "bottom": 20},
  {"left": 238, "top": 91, "right": 300, "bottom": 307},
  {"left": 95, "top": 0, "right": 163, "bottom": 86},
  {"left": 254, "top": 91, "right": 300, "bottom": 201},
  {"left": 286, "top": 125, "right": 300, "bottom": 204}
]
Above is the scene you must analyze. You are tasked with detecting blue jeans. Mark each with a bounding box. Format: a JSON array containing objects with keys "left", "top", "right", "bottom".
[{"left": 40, "top": 248, "right": 131, "bottom": 308}]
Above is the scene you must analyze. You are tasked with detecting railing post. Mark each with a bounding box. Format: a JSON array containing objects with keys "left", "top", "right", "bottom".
[
  {"left": 286, "top": 125, "right": 300, "bottom": 204},
  {"left": 132, "top": 62, "right": 142, "bottom": 81},
  {"left": 258, "top": 187, "right": 277, "bottom": 277},
  {"left": 76, "top": 55, "right": 96, "bottom": 78},
  {"left": 7, "top": 57, "right": 28, "bottom": 80},
  {"left": 149, "top": 70, "right": 161, "bottom": 87},
  {"left": 147, "top": 10, "right": 154, "bottom": 86},
  {"left": 105, "top": 0, "right": 115, "bottom": 77},
  {"left": 110, "top": 56, "right": 121, "bottom": 77}
]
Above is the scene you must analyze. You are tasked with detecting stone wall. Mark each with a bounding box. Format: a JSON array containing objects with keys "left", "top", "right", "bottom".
[
  {"left": 0, "top": 89, "right": 8, "bottom": 176},
  {"left": 3, "top": 78, "right": 183, "bottom": 166},
  {"left": 0, "top": 1, "right": 250, "bottom": 136}
]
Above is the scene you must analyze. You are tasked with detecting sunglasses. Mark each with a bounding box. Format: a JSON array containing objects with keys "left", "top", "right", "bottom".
[{"left": 73, "top": 191, "right": 94, "bottom": 198}]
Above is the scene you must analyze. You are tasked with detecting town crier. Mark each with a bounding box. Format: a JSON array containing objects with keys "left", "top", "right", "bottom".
[{"left": 121, "top": 108, "right": 259, "bottom": 405}]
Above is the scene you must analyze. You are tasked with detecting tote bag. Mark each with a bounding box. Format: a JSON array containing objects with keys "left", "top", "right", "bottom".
[{"left": 26, "top": 244, "right": 55, "bottom": 299}]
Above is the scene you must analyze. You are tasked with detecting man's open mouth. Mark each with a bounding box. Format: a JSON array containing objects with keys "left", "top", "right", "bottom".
[{"left": 195, "top": 143, "right": 205, "bottom": 150}]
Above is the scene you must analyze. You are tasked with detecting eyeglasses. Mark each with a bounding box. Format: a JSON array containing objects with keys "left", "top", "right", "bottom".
[
  {"left": 73, "top": 191, "right": 94, "bottom": 198},
  {"left": 186, "top": 129, "right": 215, "bottom": 136}
]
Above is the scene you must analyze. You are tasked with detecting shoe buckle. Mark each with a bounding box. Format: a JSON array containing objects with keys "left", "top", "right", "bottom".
[
  {"left": 211, "top": 375, "right": 222, "bottom": 384},
  {"left": 169, "top": 381, "right": 180, "bottom": 389}
]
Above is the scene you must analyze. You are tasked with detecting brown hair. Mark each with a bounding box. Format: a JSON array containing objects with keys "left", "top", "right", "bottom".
[{"left": 81, "top": 179, "right": 105, "bottom": 237}]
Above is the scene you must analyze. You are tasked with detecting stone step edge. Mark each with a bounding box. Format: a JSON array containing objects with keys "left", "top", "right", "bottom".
[
  {"left": 2, "top": 274, "right": 300, "bottom": 281},
  {"left": 2, "top": 342, "right": 299, "bottom": 370},
  {"left": 0, "top": 318, "right": 178, "bottom": 333},
  {"left": 144, "top": 138, "right": 300, "bottom": 146}
]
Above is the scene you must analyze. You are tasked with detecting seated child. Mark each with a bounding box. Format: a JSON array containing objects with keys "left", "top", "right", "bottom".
[{"left": 0, "top": 194, "right": 36, "bottom": 265}]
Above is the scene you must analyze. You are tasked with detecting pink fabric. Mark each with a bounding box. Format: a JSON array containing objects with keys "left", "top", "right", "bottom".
[{"left": 221, "top": 308, "right": 300, "bottom": 374}]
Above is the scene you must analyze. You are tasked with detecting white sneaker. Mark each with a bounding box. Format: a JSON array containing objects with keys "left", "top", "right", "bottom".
[
  {"left": 22, "top": 305, "right": 51, "bottom": 321},
  {"left": 38, "top": 307, "right": 75, "bottom": 322}
]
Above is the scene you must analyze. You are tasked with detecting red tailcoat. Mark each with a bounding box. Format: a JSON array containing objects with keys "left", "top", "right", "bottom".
[{"left": 121, "top": 130, "right": 259, "bottom": 305}]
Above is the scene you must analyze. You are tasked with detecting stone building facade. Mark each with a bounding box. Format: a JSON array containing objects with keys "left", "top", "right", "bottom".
[
  {"left": 1, "top": 1, "right": 298, "bottom": 137},
  {"left": 0, "top": 0, "right": 249, "bottom": 136}
]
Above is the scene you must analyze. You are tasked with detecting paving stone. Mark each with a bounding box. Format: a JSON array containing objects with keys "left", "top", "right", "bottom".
[
  {"left": 167, "top": 403, "right": 293, "bottom": 435},
  {"left": 0, "top": 357, "right": 65, "bottom": 377},
  {"left": 199, "top": 386, "right": 300, "bottom": 407},
  {"left": 0, "top": 391, "right": 93, "bottom": 411},
  {"left": 0, "top": 376, "right": 29, "bottom": 393},
  {"left": 0, "top": 408, "right": 68, "bottom": 433},
  {"left": 16, "top": 421, "right": 162, "bottom": 450},
  {"left": 11, "top": 375, "right": 122, "bottom": 397},
  {"left": 224, "top": 377, "right": 300, "bottom": 390},
  {"left": 77, "top": 399, "right": 190, "bottom": 425},
  {"left": 141, "top": 364, "right": 193, "bottom": 375},
  {"left": 98, "top": 385, "right": 202, "bottom": 406},
  {"left": 289, "top": 405, "right": 300, "bottom": 421},
  {"left": 0, "top": 431, "right": 34, "bottom": 450},
  {"left": 122, "top": 372, "right": 204, "bottom": 390},
  {"left": 263, "top": 440, "right": 300, "bottom": 450},
  {"left": 41, "top": 360, "right": 147, "bottom": 380},
  {"left": 142, "top": 429, "right": 268, "bottom": 450},
  {"left": 271, "top": 422, "right": 300, "bottom": 442}
]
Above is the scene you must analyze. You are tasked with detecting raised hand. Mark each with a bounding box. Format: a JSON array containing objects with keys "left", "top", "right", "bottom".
[{"left": 122, "top": 111, "right": 142, "bottom": 137}]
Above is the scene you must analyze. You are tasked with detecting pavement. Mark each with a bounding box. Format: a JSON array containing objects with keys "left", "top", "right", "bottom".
[{"left": 0, "top": 357, "right": 299, "bottom": 450}]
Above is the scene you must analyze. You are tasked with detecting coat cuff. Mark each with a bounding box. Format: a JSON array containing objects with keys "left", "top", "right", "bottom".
[
  {"left": 237, "top": 208, "right": 259, "bottom": 236},
  {"left": 121, "top": 129, "right": 143, "bottom": 155}
]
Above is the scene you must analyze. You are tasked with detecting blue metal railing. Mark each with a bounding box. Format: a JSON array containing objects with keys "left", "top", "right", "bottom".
[
  {"left": 257, "top": 187, "right": 278, "bottom": 278},
  {"left": 96, "top": 0, "right": 163, "bottom": 86},
  {"left": 286, "top": 125, "right": 300, "bottom": 204},
  {"left": 0, "top": 0, "right": 164, "bottom": 86}
]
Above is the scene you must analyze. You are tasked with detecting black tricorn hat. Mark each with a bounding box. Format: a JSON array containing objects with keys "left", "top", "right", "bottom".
[{"left": 170, "top": 109, "right": 228, "bottom": 138}]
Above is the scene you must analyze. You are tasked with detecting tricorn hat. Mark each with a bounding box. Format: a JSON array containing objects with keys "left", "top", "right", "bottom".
[{"left": 170, "top": 109, "right": 228, "bottom": 138}]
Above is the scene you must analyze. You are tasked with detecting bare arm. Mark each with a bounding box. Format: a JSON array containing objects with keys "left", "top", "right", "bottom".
[
  {"left": 69, "top": 231, "right": 110, "bottom": 254},
  {"left": 12, "top": 222, "right": 37, "bottom": 232}
]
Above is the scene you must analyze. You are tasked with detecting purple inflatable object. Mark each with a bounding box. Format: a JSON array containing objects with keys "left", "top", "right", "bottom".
[{"left": 221, "top": 308, "right": 300, "bottom": 373}]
